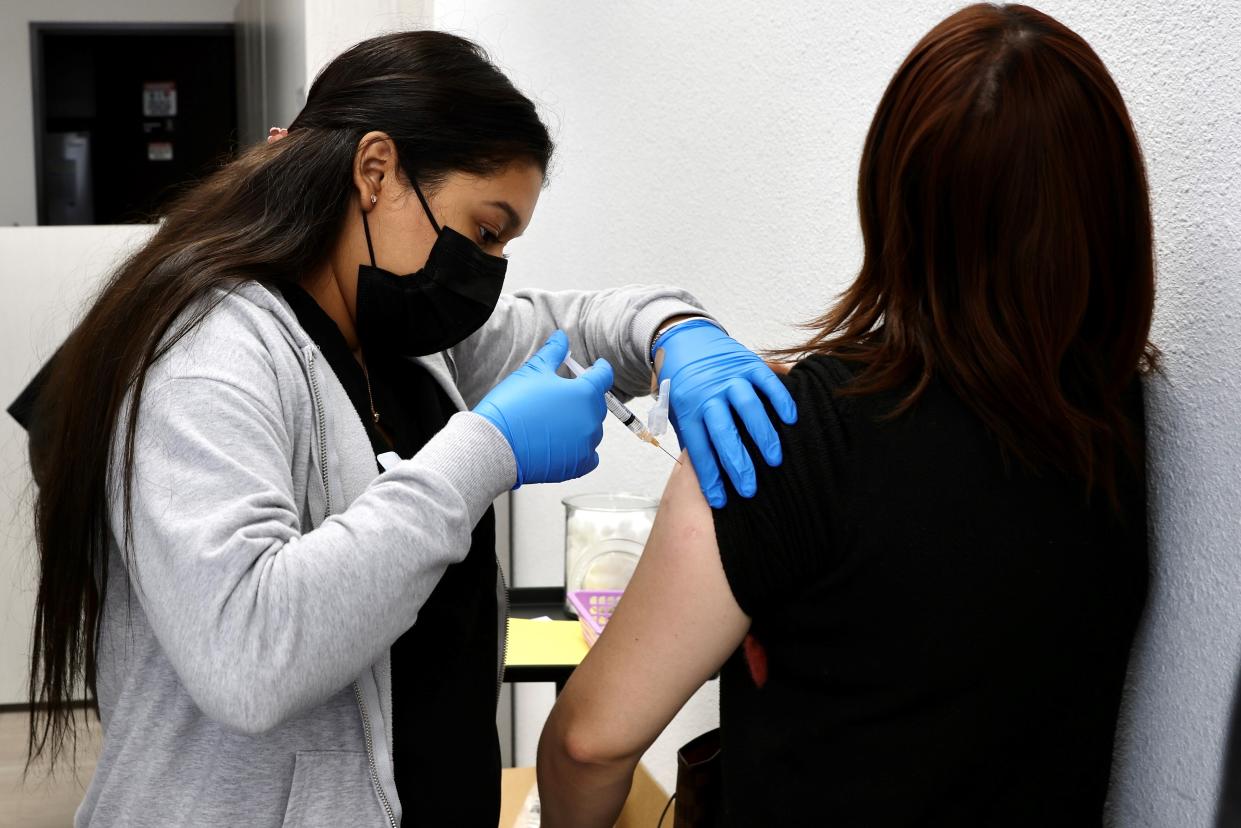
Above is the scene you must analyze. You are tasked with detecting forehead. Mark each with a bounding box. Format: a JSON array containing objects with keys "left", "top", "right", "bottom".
[{"left": 445, "top": 163, "right": 543, "bottom": 221}]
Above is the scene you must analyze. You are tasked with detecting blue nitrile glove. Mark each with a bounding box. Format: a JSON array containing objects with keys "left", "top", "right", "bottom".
[
  {"left": 655, "top": 319, "right": 798, "bottom": 508},
  {"left": 475, "top": 330, "right": 613, "bottom": 487}
]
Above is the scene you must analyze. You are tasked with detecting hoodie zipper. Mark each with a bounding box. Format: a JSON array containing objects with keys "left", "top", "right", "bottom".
[
  {"left": 305, "top": 349, "right": 332, "bottom": 518},
  {"left": 354, "top": 682, "right": 399, "bottom": 828},
  {"left": 309, "top": 348, "right": 392, "bottom": 826}
]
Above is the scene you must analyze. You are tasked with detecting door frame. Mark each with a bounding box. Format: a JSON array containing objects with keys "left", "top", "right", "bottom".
[{"left": 30, "top": 21, "right": 235, "bottom": 226}]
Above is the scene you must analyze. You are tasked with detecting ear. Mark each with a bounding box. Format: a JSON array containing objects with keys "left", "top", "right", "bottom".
[{"left": 353, "top": 131, "right": 400, "bottom": 212}]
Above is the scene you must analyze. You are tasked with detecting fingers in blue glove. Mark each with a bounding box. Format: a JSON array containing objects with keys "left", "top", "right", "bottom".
[
  {"left": 577, "top": 356, "right": 615, "bottom": 398},
  {"left": 752, "top": 364, "right": 799, "bottom": 425},
  {"left": 582, "top": 450, "right": 602, "bottom": 476},
  {"left": 567, "top": 375, "right": 607, "bottom": 479},
  {"left": 473, "top": 330, "right": 613, "bottom": 487},
  {"left": 703, "top": 398, "right": 757, "bottom": 499},
  {"left": 680, "top": 415, "right": 727, "bottom": 509},
  {"left": 528, "top": 330, "right": 570, "bottom": 372},
  {"left": 728, "top": 382, "right": 783, "bottom": 467}
]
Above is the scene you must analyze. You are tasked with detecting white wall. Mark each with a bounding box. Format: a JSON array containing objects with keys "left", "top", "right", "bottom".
[
  {"left": 0, "top": 0, "right": 238, "bottom": 227},
  {"left": 305, "top": 0, "right": 430, "bottom": 82},
  {"left": 0, "top": 226, "right": 157, "bottom": 705},
  {"left": 433, "top": 0, "right": 1241, "bottom": 816}
]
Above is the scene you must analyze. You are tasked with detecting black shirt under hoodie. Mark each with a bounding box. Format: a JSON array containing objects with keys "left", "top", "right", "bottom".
[
  {"left": 710, "top": 354, "right": 1148, "bottom": 826},
  {"left": 279, "top": 284, "right": 502, "bottom": 827}
]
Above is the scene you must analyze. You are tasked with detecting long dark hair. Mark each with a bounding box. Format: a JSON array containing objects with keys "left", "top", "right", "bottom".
[
  {"left": 776, "top": 3, "right": 1156, "bottom": 501},
  {"left": 27, "top": 30, "right": 552, "bottom": 770}
]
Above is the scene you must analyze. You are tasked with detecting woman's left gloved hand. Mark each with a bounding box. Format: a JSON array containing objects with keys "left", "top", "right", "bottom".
[{"left": 654, "top": 319, "right": 798, "bottom": 508}]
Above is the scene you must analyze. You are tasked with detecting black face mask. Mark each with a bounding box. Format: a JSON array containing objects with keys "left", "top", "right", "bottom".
[{"left": 355, "top": 181, "right": 507, "bottom": 357}]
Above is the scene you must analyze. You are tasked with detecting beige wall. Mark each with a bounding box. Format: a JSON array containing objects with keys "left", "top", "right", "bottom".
[{"left": 0, "top": 225, "right": 156, "bottom": 705}]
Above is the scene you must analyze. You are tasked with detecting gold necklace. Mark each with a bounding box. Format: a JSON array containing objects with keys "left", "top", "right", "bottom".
[{"left": 361, "top": 358, "right": 380, "bottom": 424}]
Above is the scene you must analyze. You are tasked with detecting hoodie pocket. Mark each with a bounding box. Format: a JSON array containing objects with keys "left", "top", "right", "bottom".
[{"left": 281, "top": 750, "right": 385, "bottom": 827}]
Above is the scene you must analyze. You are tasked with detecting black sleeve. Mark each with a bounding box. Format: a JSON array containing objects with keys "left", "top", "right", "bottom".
[
  {"left": 8, "top": 351, "right": 57, "bottom": 431},
  {"left": 8, "top": 349, "right": 61, "bottom": 488},
  {"left": 709, "top": 359, "right": 852, "bottom": 617}
]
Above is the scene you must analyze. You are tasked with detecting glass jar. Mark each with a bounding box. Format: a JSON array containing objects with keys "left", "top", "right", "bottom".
[{"left": 562, "top": 493, "right": 659, "bottom": 615}]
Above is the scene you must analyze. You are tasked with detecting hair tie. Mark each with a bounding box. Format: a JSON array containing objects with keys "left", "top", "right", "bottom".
[{"left": 266, "top": 127, "right": 289, "bottom": 144}]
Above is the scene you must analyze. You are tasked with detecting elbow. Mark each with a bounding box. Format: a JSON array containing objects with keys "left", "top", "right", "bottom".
[
  {"left": 180, "top": 607, "right": 326, "bottom": 735},
  {"left": 216, "top": 700, "right": 293, "bottom": 737},
  {"left": 537, "top": 703, "right": 645, "bottom": 828},
  {"left": 187, "top": 661, "right": 302, "bottom": 736},
  {"left": 562, "top": 722, "right": 620, "bottom": 768},
  {"left": 201, "top": 688, "right": 296, "bottom": 736},
  {"left": 545, "top": 707, "right": 642, "bottom": 770}
]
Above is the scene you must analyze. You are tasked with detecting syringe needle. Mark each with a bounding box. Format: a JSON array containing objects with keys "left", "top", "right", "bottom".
[{"left": 654, "top": 441, "right": 682, "bottom": 464}]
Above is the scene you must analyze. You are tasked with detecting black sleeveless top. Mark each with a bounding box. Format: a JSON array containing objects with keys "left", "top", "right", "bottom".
[
  {"left": 710, "top": 355, "right": 1148, "bottom": 826},
  {"left": 279, "top": 285, "right": 502, "bottom": 827}
]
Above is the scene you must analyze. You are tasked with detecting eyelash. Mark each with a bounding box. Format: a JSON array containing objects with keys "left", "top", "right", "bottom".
[{"left": 479, "top": 225, "right": 499, "bottom": 245}]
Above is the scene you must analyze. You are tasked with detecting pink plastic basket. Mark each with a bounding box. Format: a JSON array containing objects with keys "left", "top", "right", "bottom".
[{"left": 568, "top": 589, "right": 624, "bottom": 647}]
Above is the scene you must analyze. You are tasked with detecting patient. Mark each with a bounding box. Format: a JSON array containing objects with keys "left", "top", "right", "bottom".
[{"left": 537, "top": 4, "right": 1154, "bottom": 825}]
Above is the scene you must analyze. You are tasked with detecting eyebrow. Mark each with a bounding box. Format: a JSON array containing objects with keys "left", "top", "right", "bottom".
[{"left": 486, "top": 200, "right": 523, "bottom": 235}]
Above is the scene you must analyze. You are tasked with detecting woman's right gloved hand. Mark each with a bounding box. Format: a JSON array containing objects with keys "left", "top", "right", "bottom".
[{"left": 474, "top": 330, "right": 613, "bottom": 487}]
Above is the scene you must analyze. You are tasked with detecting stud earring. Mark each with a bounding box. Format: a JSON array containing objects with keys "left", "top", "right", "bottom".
[{"left": 370, "top": 194, "right": 377, "bottom": 205}]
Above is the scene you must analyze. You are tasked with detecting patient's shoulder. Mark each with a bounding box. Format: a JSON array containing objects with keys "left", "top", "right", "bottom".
[
  {"left": 783, "top": 354, "right": 864, "bottom": 407},
  {"left": 766, "top": 354, "right": 859, "bottom": 455},
  {"left": 788, "top": 353, "right": 859, "bottom": 383},
  {"left": 711, "top": 355, "right": 856, "bottom": 615}
]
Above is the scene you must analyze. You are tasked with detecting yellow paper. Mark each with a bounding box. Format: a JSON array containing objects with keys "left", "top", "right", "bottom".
[{"left": 505, "top": 618, "right": 589, "bottom": 667}]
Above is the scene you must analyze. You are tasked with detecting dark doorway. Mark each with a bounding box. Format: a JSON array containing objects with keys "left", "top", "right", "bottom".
[{"left": 32, "top": 23, "right": 238, "bottom": 226}]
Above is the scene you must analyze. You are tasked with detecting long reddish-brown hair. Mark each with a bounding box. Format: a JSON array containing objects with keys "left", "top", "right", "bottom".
[{"left": 779, "top": 3, "right": 1157, "bottom": 501}]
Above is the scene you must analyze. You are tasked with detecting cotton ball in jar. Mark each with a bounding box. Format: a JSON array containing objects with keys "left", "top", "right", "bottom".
[
  {"left": 562, "top": 495, "right": 659, "bottom": 612},
  {"left": 579, "top": 550, "right": 639, "bottom": 591}
]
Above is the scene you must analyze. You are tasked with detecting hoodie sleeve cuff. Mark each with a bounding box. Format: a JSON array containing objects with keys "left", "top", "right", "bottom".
[
  {"left": 623, "top": 298, "right": 718, "bottom": 395},
  {"left": 406, "top": 411, "right": 517, "bottom": 524}
]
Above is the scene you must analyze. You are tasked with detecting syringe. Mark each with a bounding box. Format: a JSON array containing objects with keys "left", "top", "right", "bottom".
[{"left": 564, "top": 354, "right": 681, "bottom": 464}]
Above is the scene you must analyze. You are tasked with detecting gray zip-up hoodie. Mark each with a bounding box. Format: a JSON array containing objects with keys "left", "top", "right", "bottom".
[{"left": 77, "top": 279, "right": 706, "bottom": 827}]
